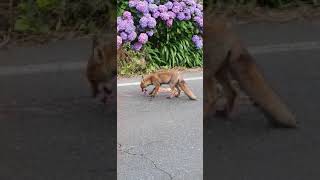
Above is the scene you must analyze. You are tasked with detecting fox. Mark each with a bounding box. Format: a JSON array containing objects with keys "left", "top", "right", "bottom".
[
  {"left": 140, "top": 70, "right": 197, "bottom": 100},
  {"left": 86, "top": 34, "right": 117, "bottom": 103},
  {"left": 204, "top": 17, "right": 297, "bottom": 128}
]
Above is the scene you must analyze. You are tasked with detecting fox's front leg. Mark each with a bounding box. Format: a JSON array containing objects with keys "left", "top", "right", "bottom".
[
  {"left": 204, "top": 77, "right": 219, "bottom": 119},
  {"left": 89, "top": 80, "right": 99, "bottom": 98},
  {"left": 150, "top": 84, "right": 160, "bottom": 97},
  {"left": 167, "top": 83, "right": 179, "bottom": 99},
  {"left": 149, "top": 87, "right": 156, "bottom": 96},
  {"left": 173, "top": 85, "right": 181, "bottom": 98}
]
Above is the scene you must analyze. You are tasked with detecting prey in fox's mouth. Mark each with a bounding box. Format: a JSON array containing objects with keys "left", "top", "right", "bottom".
[{"left": 141, "top": 88, "right": 148, "bottom": 95}]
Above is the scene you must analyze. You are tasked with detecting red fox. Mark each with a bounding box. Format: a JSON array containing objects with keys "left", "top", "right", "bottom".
[
  {"left": 204, "top": 18, "right": 297, "bottom": 128},
  {"left": 140, "top": 70, "right": 197, "bottom": 100},
  {"left": 86, "top": 35, "right": 117, "bottom": 103}
]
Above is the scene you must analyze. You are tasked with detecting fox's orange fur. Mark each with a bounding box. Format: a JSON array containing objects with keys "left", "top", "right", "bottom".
[
  {"left": 204, "top": 18, "right": 297, "bottom": 128},
  {"left": 86, "top": 35, "right": 116, "bottom": 103},
  {"left": 140, "top": 70, "right": 197, "bottom": 100}
]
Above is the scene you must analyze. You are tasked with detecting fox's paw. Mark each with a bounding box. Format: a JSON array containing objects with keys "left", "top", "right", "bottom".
[{"left": 149, "top": 93, "right": 157, "bottom": 98}]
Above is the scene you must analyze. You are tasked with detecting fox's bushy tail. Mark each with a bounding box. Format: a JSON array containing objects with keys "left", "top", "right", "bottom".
[
  {"left": 229, "top": 51, "right": 297, "bottom": 128},
  {"left": 179, "top": 80, "right": 197, "bottom": 100}
]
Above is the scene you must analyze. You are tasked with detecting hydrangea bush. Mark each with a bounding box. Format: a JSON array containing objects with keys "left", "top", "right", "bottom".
[{"left": 117, "top": 0, "right": 203, "bottom": 68}]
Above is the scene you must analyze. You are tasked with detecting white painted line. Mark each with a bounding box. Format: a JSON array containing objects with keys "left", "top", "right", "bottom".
[
  {"left": 117, "top": 76, "right": 203, "bottom": 87},
  {"left": 0, "top": 41, "right": 320, "bottom": 76},
  {"left": 0, "top": 61, "right": 85, "bottom": 76},
  {"left": 117, "top": 82, "right": 140, "bottom": 87},
  {"left": 249, "top": 41, "right": 320, "bottom": 54}
]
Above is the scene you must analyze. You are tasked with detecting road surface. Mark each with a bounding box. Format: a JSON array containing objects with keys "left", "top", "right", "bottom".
[{"left": 117, "top": 72, "right": 203, "bottom": 180}]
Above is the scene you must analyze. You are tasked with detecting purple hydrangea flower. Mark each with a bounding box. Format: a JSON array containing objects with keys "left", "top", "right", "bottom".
[
  {"left": 125, "top": 25, "right": 135, "bottom": 34},
  {"left": 138, "top": 33, "right": 149, "bottom": 44},
  {"left": 194, "top": 16, "right": 203, "bottom": 27},
  {"left": 172, "top": 5, "right": 181, "bottom": 13},
  {"left": 189, "top": 6, "right": 196, "bottom": 14},
  {"left": 173, "top": 1, "right": 180, "bottom": 6},
  {"left": 192, "top": 34, "right": 200, "bottom": 42},
  {"left": 123, "top": 11, "right": 132, "bottom": 20},
  {"left": 164, "top": 1, "right": 173, "bottom": 10},
  {"left": 136, "top": 1, "right": 149, "bottom": 13},
  {"left": 146, "top": 0, "right": 154, "bottom": 3},
  {"left": 153, "top": 11, "right": 160, "bottom": 18},
  {"left": 146, "top": 30, "right": 154, "bottom": 36},
  {"left": 197, "top": 4, "right": 203, "bottom": 11},
  {"left": 192, "top": 35, "right": 203, "bottom": 49},
  {"left": 167, "top": 11, "right": 176, "bottom": 19},
  {"left": 132, "top": 42, "right": 143, "bottom": 51},
  {"left": 127, "top": 31, "right": 137, "bottom": 41},
  {"left": 128, "top": 0, "right": 137, "bottom": 8},
  {"left": 166, "top": 19, "right": 173, "bottom": 27},
  {"left": 184, "top": 8, "right": 191, "bottom": 15},
  {"left": 160, "top": 12, "right": 170, "bottom": 21},
  {"left": 184, "top": 13, "right": 192, "bottom": 20},
  {"left": 148, "top": 17, "right": 157, "bottom": 28},
  {"left": 117, "top": 20, "right": 127, "bottom": 31},
  {"left": 120, "top": 32, "right": 128, "bottom": 41},
  {"left": 194, "top": 8, "right": 202, "bottom": 17},
  {"left": 185, "top": 0, "right": 194, "bottom": 6},
  {"left": 149, "top": 3, "right": 158, "bottom": 13},
  {"left": 179, "top": 2, "right": 186, "bottom": 8},
  {"left": 177, "top": 12, "right": 185, "bottom": 20},
  {"left": 144, "top": 13, "right": 152, "bottom": 18},
  {"left": 139, "top": 16, "right": 149, "bottom": 28},
  {"left": 158, "top": 5, "right": 168, "bottom": 13}
]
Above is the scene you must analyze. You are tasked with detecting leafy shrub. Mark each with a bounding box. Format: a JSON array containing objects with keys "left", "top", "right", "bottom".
[
  {"left": 117, "top": 0, "right": 203, "bottom": 69},
  {"left": 15, "top": 0, "right": 116, "bottom": 33}
]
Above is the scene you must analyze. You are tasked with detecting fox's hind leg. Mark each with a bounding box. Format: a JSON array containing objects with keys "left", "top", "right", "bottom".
[
  {"left": 175, "top": 85, "right": 181, "bottom": 97},
  {"left": 167, "top": 82, "right": 178, "bottom": 99},
  {"left": 150, "top": 82, "right": 160, "bottom": 97},
  {"left": 216, "top": 69, "right": 237, "bottom": 117},
  {"left": 215, "top": 67, "right": 237, "bottom": 118}
]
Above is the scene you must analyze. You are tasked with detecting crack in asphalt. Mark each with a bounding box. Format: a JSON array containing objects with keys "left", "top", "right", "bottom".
[{"left": 118, "top": 142, "right": 174, "bottom": 180}]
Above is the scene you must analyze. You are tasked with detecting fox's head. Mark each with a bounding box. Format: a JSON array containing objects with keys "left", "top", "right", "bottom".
[
  {"left": 89, "top": 34, "right": 117, "bottom": 76},
  {"left": 140, "top": 75, "right": 150, "bottom": 94},
  {"left": 91, "top": 35, "right": 107, "bottom": 64}
]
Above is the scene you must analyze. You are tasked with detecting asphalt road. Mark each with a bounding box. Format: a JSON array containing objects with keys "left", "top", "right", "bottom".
[
  {"left": 117, "top": 72, "right": 203, "bottom": 180},
  {"left": 0, "top": 20, "right": 320, "bottom": 180}
]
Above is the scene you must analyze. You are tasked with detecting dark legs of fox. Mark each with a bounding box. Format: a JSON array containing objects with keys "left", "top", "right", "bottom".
[
  {"left": 101, "top": 86, "right": 112, "bottom": 104},
  {"left": 90, "top": 80, "right": 99, "bottom": 98},
  {"left": 214, "top": 66, "right": 237, "bottom": 117}
]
